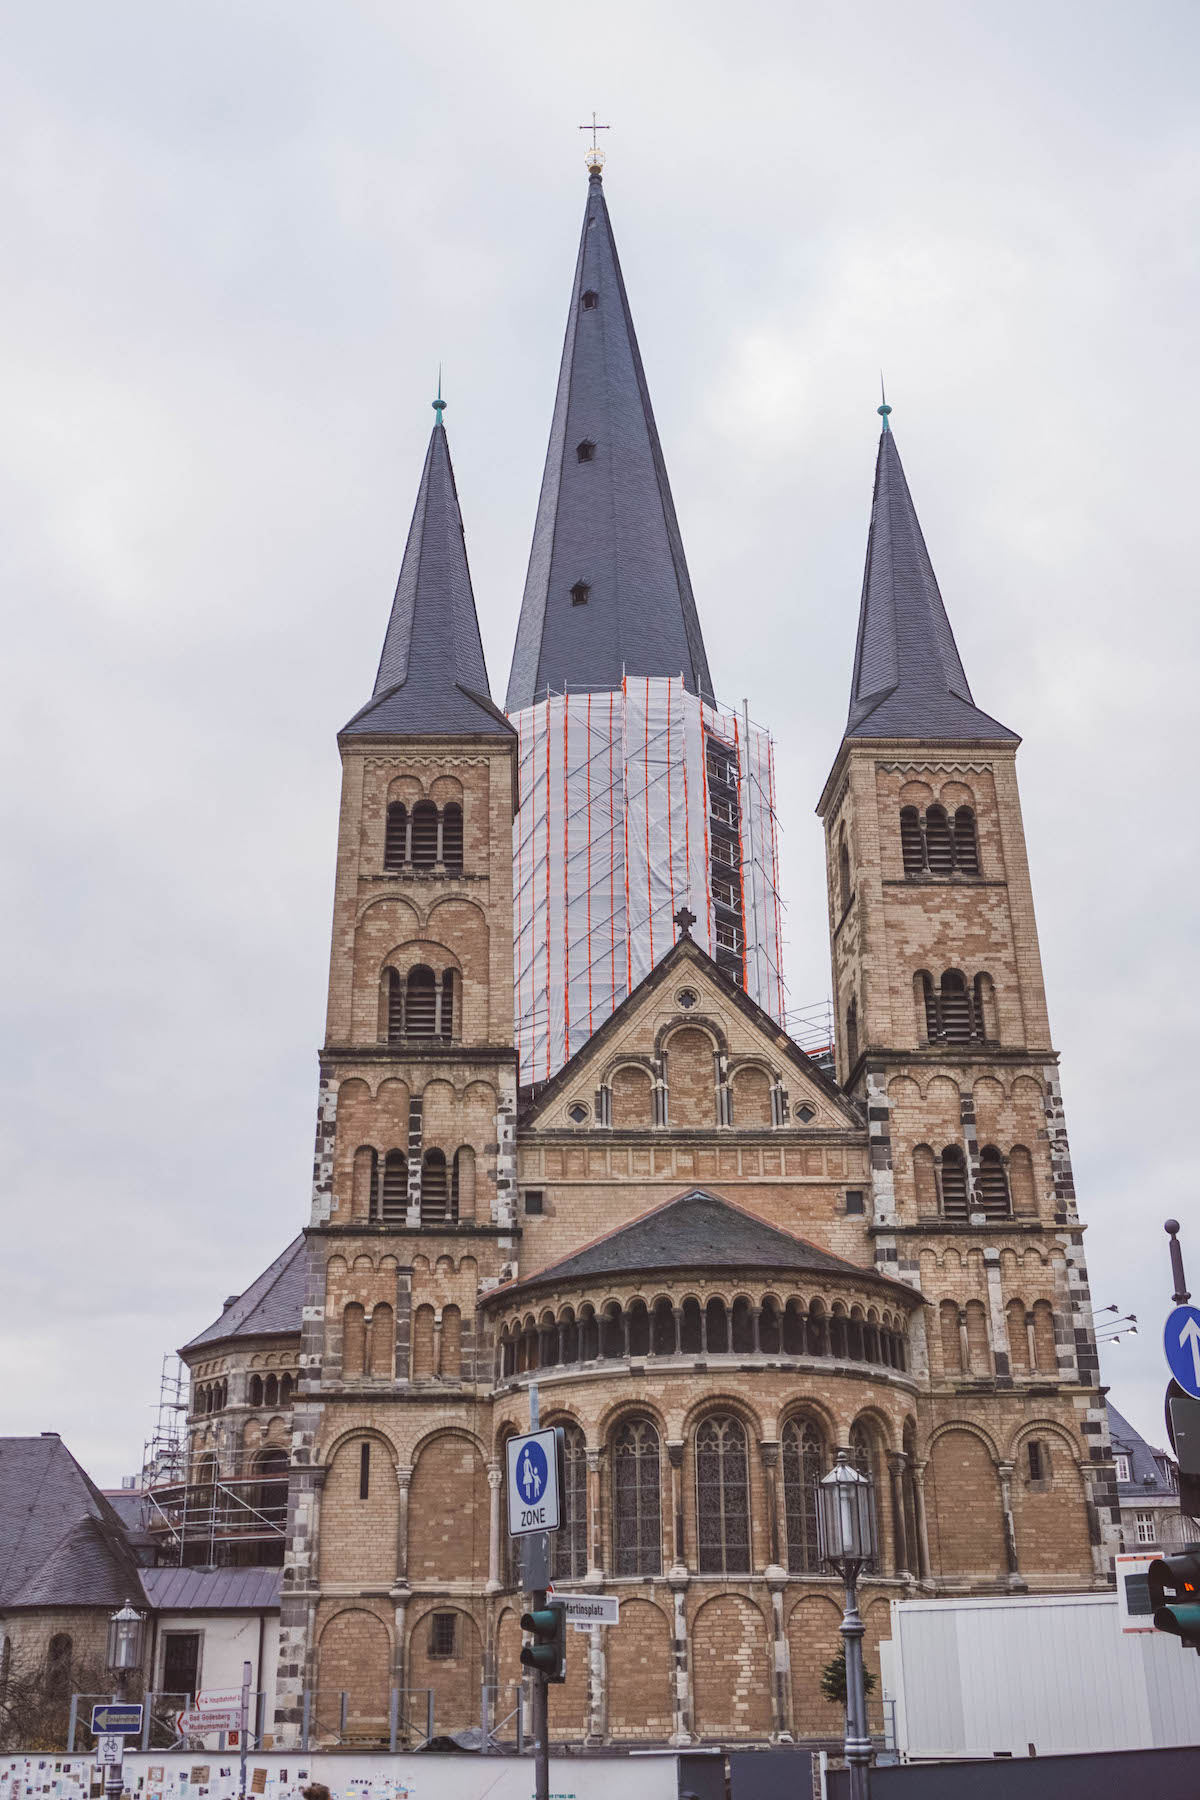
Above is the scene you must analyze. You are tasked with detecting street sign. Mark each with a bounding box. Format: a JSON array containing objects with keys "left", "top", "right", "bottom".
[
  {"left": 506, "top": 1428, "right": 561, "bottom": 1536},
  {"left": 95, "top": 1739, "right": 125, "bottom": 1766},
  {"left": 197, "top": 1688, "right": 245, "bottom": 1712},
  {"left": 551, "top": 1592, "right": 619, "bottom": 1626},
  {"left": 90, "top": 1705, "right": 143, "bottom": 1736},
  {"left": 1115, "top": 1554, "right": 1158, "bottom": 1633},
  {"left": 1164, "top": 1306, "right": 1200, "bottom": 1399},
  {"left": 176, "top": 1709, "right": 242, "bottom": 1735}
]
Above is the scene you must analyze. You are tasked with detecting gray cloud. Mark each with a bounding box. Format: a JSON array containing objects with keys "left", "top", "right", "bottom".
[{"left": 1, "top": 0, "right": 1196, "bottom": 1479}]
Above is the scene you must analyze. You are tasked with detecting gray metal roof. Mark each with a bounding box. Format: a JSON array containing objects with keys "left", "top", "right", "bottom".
[
  {"left": 492, "top": 1188, "right": 918, "bottom": 1301},
  {"left": 181, "top": 1235, "right": 305, "bottom": 1351},
  {"left": 1108, "top": 1401, "right": 1177, "bottom": 1499},
  {"left": 343, "top": 421, "right": 513, "bottom": 740},
  {"left": 844, "top": 428, "right": 1017, "bottom": 744},
  {"left": 142, "top": 1566, "right": 282, "bottom": 1612},
  {"left": 0, "top": 1436, "right": 146, "bottom": 1608},
  {"left": 505, "top": 171, "right": 714, "bottom": 711}
]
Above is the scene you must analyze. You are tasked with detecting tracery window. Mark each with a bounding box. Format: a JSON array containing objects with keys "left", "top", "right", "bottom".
[
  {"left": 613, "top": 1418, "right": 662, "bottom": 1577},
  {"left": 782, "top": 1417, "right": 824, "bottom": 1573},
  {"left": 696, "top": 1414, "right": 750, "bottom": 1574},
  {"left": 552, "top": 1424, "right": 588, "bottom": 1581}
]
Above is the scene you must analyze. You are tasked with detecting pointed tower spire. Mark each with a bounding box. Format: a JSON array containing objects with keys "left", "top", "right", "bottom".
[
  {"left": 505, "top": 169, "right": 714, "bottom": 711},
  {"left": 342, "top": 404, "right": 511, "bottom": 738},
  {"left": 844, "top": 422, "right": 1016, "bottom": 742}
]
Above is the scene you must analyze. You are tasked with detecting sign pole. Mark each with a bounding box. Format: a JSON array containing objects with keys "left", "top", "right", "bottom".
[
  {"left": 527, "top": 1384, "right": 549, "bottom": 1800},
  {"left": 238, "top": 1660, "right": 251, "bottom": 1799}
]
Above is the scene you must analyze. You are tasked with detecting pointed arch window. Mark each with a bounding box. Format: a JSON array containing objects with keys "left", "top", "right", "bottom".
[
  {"left": 782, "top": 1417, "right": 825, "bottom": 1573},
  {"left": 552, "top": 1424, "right": 588, "bottom": 1581},
  {"left": 696, "top": 1414, "right": 750, "bottom": 1574},
  {"left": 613, "top": 1418, "right": 662, "bottom": 1576}
]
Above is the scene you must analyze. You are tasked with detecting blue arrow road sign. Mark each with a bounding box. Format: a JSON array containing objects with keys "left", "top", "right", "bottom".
[
  {"left": 90, "top": 1704, "right": 143, "bottom": 1736},
  {"left": 1164, "top": 1306, "right": 1200, "bottom": 1400}
]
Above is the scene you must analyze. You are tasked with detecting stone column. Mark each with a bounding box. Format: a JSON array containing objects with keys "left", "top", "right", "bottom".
[
  {"left": 759, "top": 1441, "right": 782, "bottom": 1570},
  {"left": 395, "top": 1463, "right": 413, "bottom": 1583},
  {"left": 667, "top": 1441, "right": 687, "bottom": 1570},
  {"left": 911, "top": 1459, "right": 932, "bottom": 1581},
  {"left": 432, "top": 1311, "right": 443, "bottom": 1379},
  {"left": 486, "top": 1462, "right": 503, "bottom": 1593},
  {"left": 888, "top": 1453, "right": 911, "bottom": 1577},
  {"left": 996, "top": 1459, "right": 1027, "bottom": 1591},
  {"left": 957, "top": 1307, "right": 970, "bottom": 1374},
  {"left": 672, "top": 1306, "right": 683, "bottom": 1355},
  {"left": 586, "top": 1449, "right": 604, "bottom": 1580},
  {"left": 668, "top": 1572, "right": 693, "bottom": 1745},
  {"left": 1024, "top": 1310, "right": 1037, "bottom": 1372},
  {"left": 390, "top": 1586, "right": 411, "bottom": 1712},
  {"left": 766, "top": 1568, "right": 792, "bottom": 1742},
  {"left": 751, "top": 1305, "right": 762, "bottom": 1353},
  {"left": 585, "top": 1624, "right": 606, "bottom": 1746}
]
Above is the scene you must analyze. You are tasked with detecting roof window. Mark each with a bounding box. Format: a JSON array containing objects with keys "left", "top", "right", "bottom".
[
  {"left": 581, "top": 290, "right": 599, "bottom": 310},
  {"left": 570, "top": 581, "right": 591, "bottom": 607},
  {"left": 576, "top": 440, "right": 596, "bottom": 463}
]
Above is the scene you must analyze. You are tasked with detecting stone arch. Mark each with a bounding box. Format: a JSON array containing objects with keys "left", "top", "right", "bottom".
[
  {"left": 316, "top": 1608, "right": 391, "bottom": 1738},
  {"left": 1008, "top": 1422, "right": 1092, "bottom": 1577},
  {"left": 925, "top": 1425, "right": 1006, "bottom": 1580},
  {"left": 408, "top": 1431, "right": 489, "bottom": 1583},
  {"left": 317, "top": 1435, "right": 399, "bottom": 1586},
  {"left": 607, "top": 1597, "right": 674, "bottom": 1740},
  {"left": 691, "top": 1593, "right": 771, "bottom": 1739},
  {"left": 407, "top": 1605, "right": 482, "bottom": 1738},
  {"left": 787, "top": 1592, "right": 844, "bottom": 1740},
  {"left": 663, "top": 1026, "right": 718, "bottom": 1127}
]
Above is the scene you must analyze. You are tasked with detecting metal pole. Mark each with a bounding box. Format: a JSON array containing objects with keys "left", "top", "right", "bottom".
[
  {"left": 104, "top": 1670, "right": 129, "bottom": 1800},
  {"left": 238, "top": 1659, "right": 251, "bottom": 1800},
  {"left": 840, "top": 1570, "right": 871, "bottom": 1800},
  {"left": 389, "top": 1687, "right": 398, "bottom": 1753},
  {"left": 68, "top": 1695, "right": 78, "bottom": 1755},
  {"left": 141, "top": 1695, "right": 153, "bottom": 1752},
  {"left": 1167, "top": 1220, "right": 1191, "bottom": 1305},
  {"left": 301, "top": 1689, "right": 311, "bottom": 1753},
  {"left": 531, "top": 1590, "right": 549, "bottom": 1800}
]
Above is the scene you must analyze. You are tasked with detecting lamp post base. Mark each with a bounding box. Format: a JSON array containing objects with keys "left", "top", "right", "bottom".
[{"left": 840, "top": 1575, "right": 871, "bottom": 1800}]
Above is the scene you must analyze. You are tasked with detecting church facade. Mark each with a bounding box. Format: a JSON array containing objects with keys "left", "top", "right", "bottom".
[{"left": 174, "top": 158, "right": 1120, "bottom": 1749}]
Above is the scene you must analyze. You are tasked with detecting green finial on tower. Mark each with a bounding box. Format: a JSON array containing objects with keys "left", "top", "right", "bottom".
[
  {"left": 878, "top": 373, "right": 891, "bottom": 431},
  {"left": 432, "top": 367, "right": 446, "bottom": 426}
]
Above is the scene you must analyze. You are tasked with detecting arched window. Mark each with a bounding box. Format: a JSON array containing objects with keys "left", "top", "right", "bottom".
[
  {"left": 384, "top": 802, "right": 408, "bottom": 870},
  {"left": 406, "top": 966, "right": 436, "bottom": 1037},
  {"left": 838, "top": 832, "right": 851, "bottom": 912},
  {"left": 696, "top": 1415, "right": 750, "bottom": 1574},
  {"left": 938, "top": 971, "right": 975, "bottom": 1042},
  {"left": 628, "top": 1299, "right": 650, "bottom": 1357},
  {"left": 45, "top": 1633, "right": 72, "bottom": 1698},
  {"left": 553, "top": 1424, "right": 588, "bottom": 1581},
  {"left": 974, "top": 972, "right": 998, "bottom": 1040},
  {"left": 411, "top": 800, "right": 438, "bottom": 867},
  {"left": 977, "top": 1147, "right": 1011, "bottom": 1218},
  {"left": 652, "top": 1298, "right": 676, "bottom": 1355},
  {"left": 924, "top": 805, "right": 954, "bottom": 875},
  {"left": 845, "top": 996, "right": 859, "bottom": 1070},
  {"left": 421, "top": 1150, "right": 450, "bottom": 1224},
  {"left": 440, "top": 970, "right": 455, "bottom": 1040},
  {"left": 369, "top": 1303, "right": 394, "bottom": 1377},
  {"left": 705, "top": 1297, "right": 729, "bottom": 1355},
  {"left": 355, "top": 1145, "right": 379, "bottom": 1219},
  {"left": 913, "top": 1144, "right": 938, "bottom": 1214},
  {"left": 249, "top": 1373, "right": 264, "bottom": 1407},
  {"left": 343, "top": 1304, "right": 366, "bottom": 1377},
  {"left": 731, "top": 1297, "right": 755, "bottom": 1355},
  {"left": 917, "top": 971, "right": 937, "bottom": 1042},
  {"left": 280, "top": 1373, "right": 293, "bottom": 1405},
  {"left": 849, "top": 1420, "right": 879, "bottom": 1489},
  {"left": 940, "top": 1145, "right": 969, "bottom": 1221},
  {"left": 965, "top": 1299, "right": 991, "bottom": 1374},
  {"left": 1032, "top": 1300, "right": 1057, "bottom": 1373},
  {"left": 380, "top": 1149, "right": 408, "bottom": 1223},
  {"left": 601, "top": 1304, "right": 624, "bottom": 1359},
  {"left": 782, "top": 1417, "right": 824, "bottom": 1572},
  {"left": 759, "top": 1298, "right": 781, "bottom": 1354},
  {"left": 782, "top": 1298, "right": 806, "bottom": 1356},
  {"left": 264, "top": 1374, "right": 279, "bottom": 1407},
  {"left": 899, "top": 806, "right": 925, "bottom": 876},
  {"left": 939, "top": 1299, "right": 962, "bottom": 1373},
  {"left": 613, "top": 1418, "right": 662, "bottom": 1577},
  {"left": 953, "top": 807, "right": 980, "bottom": 874},
  {"left": 441, "top": 803, "right": 463, "bottom": 871},
  {"left": 255, "top": 1448, "right": 289, "bottom": 1525},
  {"left": 680, "top": 1297, "right": 702, "bottom": 1355}
]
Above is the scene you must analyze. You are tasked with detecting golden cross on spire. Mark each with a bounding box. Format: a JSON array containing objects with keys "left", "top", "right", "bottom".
[{"left": 579, "top": 112, "right": 610, "bottom": 173}]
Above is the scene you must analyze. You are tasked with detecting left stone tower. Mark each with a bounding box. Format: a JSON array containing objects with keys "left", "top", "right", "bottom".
[{"left": 274, "top": 408, "right": 517, "bottom": 1745}]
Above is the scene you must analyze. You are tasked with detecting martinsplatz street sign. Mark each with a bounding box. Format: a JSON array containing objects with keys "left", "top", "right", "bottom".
[{"left": 506, "top": 1428, "right": 562, "bottom": 1535}]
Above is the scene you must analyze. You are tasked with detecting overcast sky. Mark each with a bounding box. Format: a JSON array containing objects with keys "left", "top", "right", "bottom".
[{"left": 2, "top": 2, "right": 1197, "bottom": 1484}]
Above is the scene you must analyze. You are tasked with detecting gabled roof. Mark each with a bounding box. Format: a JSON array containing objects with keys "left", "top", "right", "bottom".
[
  {"left": 1108, "top": 1401, "right": 1178, "bottom": 1499},
  {"left": 489, "top": 1188, "right": 920, "bottom": 1304},
  {"left": 0, "top": 1436, "right": 146, "bottom": 1608},
  {"left": 505, "top": 170, "right": 714, "bottom": 711},
  {"left": 520, "top": 932, "right": 857, "bottom": 1127},
  {"left": 342, "top": 417, "right": 513, "bottom": 740},
  {"left": 181, "top": 1235, "right": 305, "bottom": 1351},
  {"left": 843, "top": 425, "right": 1017, "bottom": 744}
]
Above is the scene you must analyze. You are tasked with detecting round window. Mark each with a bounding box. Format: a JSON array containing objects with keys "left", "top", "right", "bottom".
[
  {"left": 567, "top": 1103, "right": 589, "bottom": 1125},
  {"left": 675, "top": 988, "right": 699, "bottom": 1010}
]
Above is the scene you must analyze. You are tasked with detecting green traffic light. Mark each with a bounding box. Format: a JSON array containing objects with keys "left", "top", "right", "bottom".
[
  {"left": 1153, "top": 1602, "right": 1200, "bottom": 1639},
  {"left": 519, "top": 1604, "right": 566, "bottom": 1683},
  {"left": 521, "top": 1609, "right": 559, "bottom": 1634}
]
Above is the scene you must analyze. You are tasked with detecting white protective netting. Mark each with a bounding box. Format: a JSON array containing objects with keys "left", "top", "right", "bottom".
[{"left": 512, "top": 675, "right": 786, "bottom": 1085}]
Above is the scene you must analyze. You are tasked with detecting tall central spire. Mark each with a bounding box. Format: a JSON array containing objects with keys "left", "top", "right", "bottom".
[{"left": 505, "top": 169, "right": 714, "bottom": 711}]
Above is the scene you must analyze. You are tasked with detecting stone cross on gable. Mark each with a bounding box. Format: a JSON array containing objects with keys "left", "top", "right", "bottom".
[{"left": 673, "top": 906, "right": 697, "bottom": 939}]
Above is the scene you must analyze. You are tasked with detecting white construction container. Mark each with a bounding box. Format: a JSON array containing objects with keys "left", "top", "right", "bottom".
[{"left": 880, "top": 1592, "right": 1200, "bottom": 1761}]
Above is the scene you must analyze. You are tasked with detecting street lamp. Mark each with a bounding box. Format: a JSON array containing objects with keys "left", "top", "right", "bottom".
[
  {"left": 103, "top": 1602, "right": 146, "bottom": 1800},
  {"left": 818, "top": 1450, "right": 878, "bottom": 1800}
]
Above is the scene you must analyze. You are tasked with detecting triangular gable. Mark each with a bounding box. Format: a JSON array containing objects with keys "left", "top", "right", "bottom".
[{"left": 521, "top": 934, "right": 859, "bottom": 1130}]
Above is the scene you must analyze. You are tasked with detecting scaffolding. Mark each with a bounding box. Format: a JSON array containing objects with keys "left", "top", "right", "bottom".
[{"left": 512, "top": 675, "right": 786, "bottom": 1084}]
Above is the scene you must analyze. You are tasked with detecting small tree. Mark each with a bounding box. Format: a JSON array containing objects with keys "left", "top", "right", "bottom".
[{"left": 819, "top": 1642, "right": 877, "bottom": 1708}]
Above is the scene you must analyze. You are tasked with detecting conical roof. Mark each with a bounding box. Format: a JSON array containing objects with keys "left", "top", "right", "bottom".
[
  {"left": 505, "top": 170, "right": 713, "bottom": 711},
  {"left": 343, "top": 416, "right": 512, "bottom": 739},
  {"left": 844, "top": 426, "right": 1016, "bottom": 742}
]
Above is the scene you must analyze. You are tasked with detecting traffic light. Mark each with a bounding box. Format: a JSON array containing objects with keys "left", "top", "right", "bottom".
[
  {"left": 1147, "top": 1547, "right": 1200, "bottom": 1648},
  {"left": 520, "top": 1602, "right": 566, "bottom": 1683}
]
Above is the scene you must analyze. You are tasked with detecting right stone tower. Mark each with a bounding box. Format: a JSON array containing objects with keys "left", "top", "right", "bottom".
[{"left": 817, "top": 410, "right": 1120, "bottom": 1587}]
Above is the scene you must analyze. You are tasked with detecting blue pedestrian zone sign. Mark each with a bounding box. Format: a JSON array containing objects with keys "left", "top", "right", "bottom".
[
  {"left": 506, "top": 1428, "right": 561, "bottom": 1536},
  {"left": 1164, "top": 1306, "right": 1200, "bottom": 1400},
  {"left": 90, "top": 1704, "right": 143, "bottom": 1735}
]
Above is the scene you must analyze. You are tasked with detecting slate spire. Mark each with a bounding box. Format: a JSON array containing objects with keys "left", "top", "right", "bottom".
[
  {"left": 342, "top": 409, "right": 511, "bottom": 738},
  {"left": 844, "top": 424, "right": 1016, "bottom": 742},
  {"left": 505, "top": 169, "right": 714, "bottom": 711}
]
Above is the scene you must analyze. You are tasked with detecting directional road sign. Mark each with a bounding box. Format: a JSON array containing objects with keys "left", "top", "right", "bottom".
[
  {"left": 95, "top": 1738, "right": 125, "bottom": 1766},
  {"left": 197, "top": 1687, "right": 245, "bottom": 1712},
  {"left": 1164, "top": 1306, "right": 1200, "bottom": 1399},
  {"left": 90, "top": 1705, "right": 143, "bottom": 1736},
  {"left": 176, "top": 1708, "right": 242, "bottom": 1735},
  {"left": 506, "top": 1428, "right": 561, "bottom": 1536}
]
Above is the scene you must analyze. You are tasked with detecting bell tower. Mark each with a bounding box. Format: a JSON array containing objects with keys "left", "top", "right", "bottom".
[
  {"left": 274, "top": 404, "right": 518, "bottom": 1744},
  {"left": 817, "top": 409, "right": 1120, "bottom": 1587}
]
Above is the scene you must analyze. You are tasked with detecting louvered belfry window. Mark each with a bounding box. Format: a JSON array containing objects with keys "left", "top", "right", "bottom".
[
  {"left": 953, "top": 807, "right": 980, "bottom": 873},
  {"left": 782, "top": 1418, "right": 824, "bottom": 1573},
  {"left": 940, "top": 1145, "right": 969, "bottom": 1221},
  {"left": 613, "top": 1419, "right": 662, "bottom": 1577},
  {"left": 440, "top": 971, "right": 455, "bottom": 1041},
  {"left": 411, "top": 801, "right": 439, "bottom": 867},
  {"left": 441, "top": 804, "right": 463, "bottom": 871},
  {"left": 976, "top": 1147, "right": 1011, "bottom": 1218},
  {"left": 384, "top": 802, "right": 408, "bottom": 869},
  {"left": 924, "top": 805, "right": 954, "bottom": 875},
  {"left": 386, "top": 968, "right": 404, "bottom": 1041},
  {"left": 405, "top": 966, "right": 436, "bottom": 1037},
  {"left": 696, "top": 1415, "right": 751, "bottom": 1574},
  {"left": 900, "top": 805, "right": 925, "bottom": 876},
  {"left": 421, "top": 1150, "right": 450, "bottom": 1223},
  {"left": 938, "top": 971, "right": 974, "bottom": 1042},
  {"left": 380, "top": 1150, "right": 407, "bottom": 1223},
  {"left": 552, "top": 1425, "right": 588, "bottom": 1581}
]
